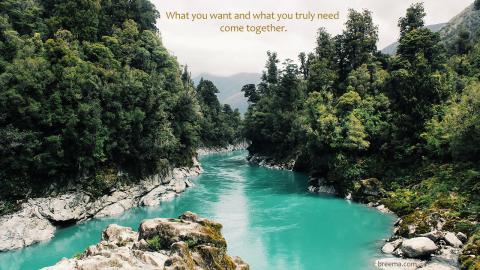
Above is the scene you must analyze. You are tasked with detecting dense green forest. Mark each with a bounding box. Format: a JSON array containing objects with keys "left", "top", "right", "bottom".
[
  {"left": 243, "top": 3, "right": 479, "bottom": 269},
  {"left": 0, "top": 0, "right": 241, "bottom": 208}
]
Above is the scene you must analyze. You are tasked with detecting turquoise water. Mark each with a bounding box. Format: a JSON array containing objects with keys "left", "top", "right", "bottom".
[{"left": 0, "top": 150, "right": 394, "bottom": 270}]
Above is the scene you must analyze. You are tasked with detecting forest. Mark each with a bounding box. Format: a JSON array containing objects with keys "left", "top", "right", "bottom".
[
  {"left": 0, "top": 0, "right": 241, "bottom": 208},
  {"left": 242, "top": 3, "right": 480, "bottom": 269}
]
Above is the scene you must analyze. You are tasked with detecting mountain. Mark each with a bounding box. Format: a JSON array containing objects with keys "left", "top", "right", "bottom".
[
  {"left": 193, "top": 73, "right": 261, "bottom": 113},
  {"left": 381, "top": 23, "right": 447, "bottom": 55},
  {"left": 438, "top": 3, "right": 480, "bottom": 51}
]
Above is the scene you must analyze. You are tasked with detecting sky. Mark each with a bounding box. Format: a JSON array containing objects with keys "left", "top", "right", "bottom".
[{"left": 153, "top": 0, "right": 473, "bottom": 76}]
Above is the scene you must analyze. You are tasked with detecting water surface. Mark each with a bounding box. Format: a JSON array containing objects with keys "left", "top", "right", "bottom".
[{"left": 0, "top": 150, "right": 394, "bottom": 270}]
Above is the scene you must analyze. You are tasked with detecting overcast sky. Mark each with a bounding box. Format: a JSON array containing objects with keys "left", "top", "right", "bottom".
[{"left": 153, "top": 0, "right": 473, "bottom": 76}]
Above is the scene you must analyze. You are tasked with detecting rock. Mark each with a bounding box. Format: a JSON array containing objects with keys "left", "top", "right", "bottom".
[
  {"left": 401, "top": 237, "right": 438, "bottom": 258},
  {"left": 444, "top": 232, "right": 463, "bottom": 248},
  {"left": 382, "top": 242, "right": 396, "bottom": 254},
  {"left": 140, "top": 186, "right": 167, "bottom": 207},
  {"left": 37, "top": 193, "right": 91, "bottom": 222},
  {"left": 420, "top": 230, "right": 445, "bottom": 242},
  {"left": 418, "top": 262, "right": 458, "bottom": 270},
  {"left": 345, "top": 193, "right": 352, "bottom": 200},
  {"left": 102, "top": 224, "right": 138, "bottom": 244},
  {"left": 382, "top": 238, "right": 403, "bottom": 255},
  {"left": 0, "top": 208, "right": 56, "bottom": 251},
  {"left": 375, "top": 258, "right": 426, "bottom": 270},
  {"left": 352, "top": 178, "right": 384, "bottom": 202},
  {"left": 431, "top": 246, "right": 460, "bottom": 267},
  {"left": 456, "top": 232, "right": 467, "bottom": 243},
  {"left": 197, "top": 142, "right": 248, "bottom": 156},
  {"left": 43, "top": 213, "right": 249, "bottom": 270},
  {"left": 94, "top": 201, "right": 126, "bottom": 218},
  {"left": 376, "top": 204, "right": 393, "bottom": 214}
]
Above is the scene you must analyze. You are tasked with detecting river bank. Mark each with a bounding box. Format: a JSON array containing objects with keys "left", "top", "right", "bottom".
[
  {"left": 247, "top": 154, "right": 465, "bottom": 270},
  {"left": 0, "top": 159, "right": 202, "bottom": 252},
  {"left": 197, "top": 141, "right": 249, "bottom": 156},
  {"left": 0, "top": 143, "right": 248, "bottom": 253}
]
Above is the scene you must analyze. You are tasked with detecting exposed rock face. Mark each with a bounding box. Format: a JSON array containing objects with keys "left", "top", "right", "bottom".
[
  {"left": 0, "top": 208, "right": 55, "bottom": 251},
  {"left": 401, "top": 237, "right": 439, "bottom": 258},
  {"left": 197, "top": 142, "right": 248, "bottom": 156},
  {"left": 351, "top": 178, "right": 385, "bottom": 203},
  {"left": 307, "top": 177, "right": 337, "bottom": 195},
  {"left": 42, "top": 212, "right": 249, "bottom": 270},
  {"left": 246, "top": 155, "right": 295, "bottom": 170},
  {"left": 0, "top": 161, "right": 202, "bottom": 252}
]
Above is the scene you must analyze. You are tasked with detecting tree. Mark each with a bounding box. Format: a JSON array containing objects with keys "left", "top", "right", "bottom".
[
  {"left": 335, "top": 9, "right": 378, "bottom": 83},
  {"left": 241, "top": 84, "right": 260, "bottom": 104},
  {"left": 398, "top": 3, "right": 426, "bottom": 38}
]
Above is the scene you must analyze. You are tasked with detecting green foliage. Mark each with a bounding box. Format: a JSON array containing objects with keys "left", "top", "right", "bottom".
[
  {"left": 0, "top": 0, "right": 242, "bottom": 202},
  {"left": 460, "top": 229, "right": 480, "bottom": 270},
  {"left": 146, "top": 235, "right": 165, "bottom": 251},
  {"left": 423, "top": 82, "right": 480, "bottom": 161},
  {"left": 196, "top": 79, "right": 242, "bottom": 148},
  {"left": 244, "top": 3, "right": 479, "bottom": 249},
  {"left": 398, "top": 3, "right": 426, "bottom": 38}
]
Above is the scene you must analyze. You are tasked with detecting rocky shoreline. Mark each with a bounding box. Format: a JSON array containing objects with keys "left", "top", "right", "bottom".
[
  {"left": 250, "top": 157, "right": 467, "bottom": 270},
  {"left": 0, "top": 158, "right": 203, "bottom": 252},
  {"left": 43, "top": 212, "right": 249, "bottom": 270},
  {"left": 246, "top": 154, "right": 296, "bottom": 170},
  {"left": 197, "top": 141, "right": 249, "bottom": 156}
]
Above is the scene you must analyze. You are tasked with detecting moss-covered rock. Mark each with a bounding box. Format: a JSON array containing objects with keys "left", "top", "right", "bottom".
[
  {"left": 459, "top": 230, "right": 480, "bottom": 270},
  {"left": 44, "top": 212, "right": 249, "bottom": 270}
]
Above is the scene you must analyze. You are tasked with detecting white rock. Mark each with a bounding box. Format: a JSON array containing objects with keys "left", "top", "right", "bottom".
[
  {"left": 420, "top": 230, "right": 444, "bottom": 242},
  {"left": 0, "top": 209, "right": 55, "bottom": 251},
  {"left": 94, "top": 203, "right": 125, "bottom": 218},
  {"left": 401, "top": 237, "right": 438, "bottom": 258},
  {"left": 432, "top": 246, "right": 460, "bottom": 266},
  {"left": 382, "top": 242, "right": 396, "bottom": 254},
  {"left": 376, "top": 204, "right": 392, "bottom": 214},
  {"left": 444, "top": 232, "right": 463, "bottom": 248}
]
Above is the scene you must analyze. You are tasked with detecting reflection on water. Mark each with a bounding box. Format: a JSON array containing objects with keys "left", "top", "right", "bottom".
[{"left": 0, "top": 150, "right": 394, "bottom": 270}]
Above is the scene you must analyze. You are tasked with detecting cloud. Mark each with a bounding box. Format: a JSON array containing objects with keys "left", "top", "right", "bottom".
[{"left": 153, "top": 0, "right": 473, "bottom": 76}]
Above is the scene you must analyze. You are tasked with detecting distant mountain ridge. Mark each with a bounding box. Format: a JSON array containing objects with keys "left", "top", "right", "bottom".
[
  {"left": 193, "top": 72, "right": 261, "bottom": 113},
  {"left": 381, "top": 23, "right": 447, "bottom": 55},
  {"left": 439, "top": 3, "right": 480, "bottom": 50},
  {"left": 382, "top": 3, "right": 480, "bottom": 55}
]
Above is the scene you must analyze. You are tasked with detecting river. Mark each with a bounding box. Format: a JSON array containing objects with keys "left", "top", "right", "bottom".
[{"left": 0, "top": 150, "right": 394, "bottom": 270}]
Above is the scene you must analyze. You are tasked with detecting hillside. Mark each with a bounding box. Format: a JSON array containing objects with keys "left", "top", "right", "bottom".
[
  {"left": 193, "top": 73, "right": 261, "bottom": 113},
  {"left": 439, "top": 3, "right": 480, "bottom": 51}
]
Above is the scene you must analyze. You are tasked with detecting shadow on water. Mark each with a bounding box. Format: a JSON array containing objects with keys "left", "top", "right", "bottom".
[{"left": 0, "top": 150, "right": 394, "bottom": 270}]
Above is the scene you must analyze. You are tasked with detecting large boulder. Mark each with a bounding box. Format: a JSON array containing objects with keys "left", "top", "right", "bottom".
[
  {"left": 43, "top": 212, "right": 249, "bottom": 270},
  {"left": 401, "top": 237, "right": 438, "bottom": 258},
  {"left": 0, "top": 208, "right": 55, "bottom": 251},
  {"left": 36, "top": 193, "right": 91, "bottom": 222}
]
